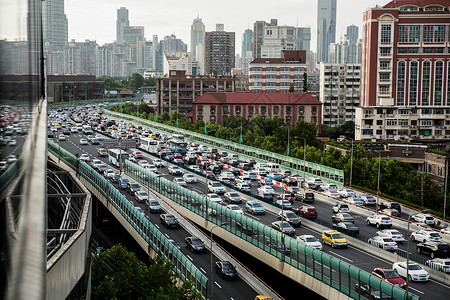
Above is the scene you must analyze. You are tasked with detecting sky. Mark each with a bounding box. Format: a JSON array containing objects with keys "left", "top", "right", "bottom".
[{"left": 64, "top": 0, "right": 383, "bottom": 54}]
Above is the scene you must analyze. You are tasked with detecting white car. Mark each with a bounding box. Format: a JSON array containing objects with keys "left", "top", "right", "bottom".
[
  {"left": 366, "top": 214, "right": 392, "bottom": 229},
  {"left": 392, "top": 262, "right": 429, "bottom": 282},
  {"left": 257, "top": 185, "right": 275, "bottom": 195},
  {"left": 411, "top": 213, "right": 435, "bottom": 226},
  {"left": 138, "top": 160, "right": 149, "bottom": 168},
  {"left": 168, "top": 166, "right": 183, "bottom": 175},
  {"left": 135, "top": 191, "right": 149, "bottom": 203},
  {"left": 189, "top": 165, "right": 200, "bottom": 172},
  {"left": 296, "top": 235, "right": 322, "bottom": 250},
  {"left": 0, "top": 160, "right": 7, "bottom": 171},
  {"left": 152, "top": 159, "right": 164, "bottom": 167},
  {"left": 338, "top": 188, "right": 355, "bottom": 198},
  {"left": 221, "top": 171, "right": 235, "bottom": 180},
  {"left": 376, "top": 229, "right": 406, "bottom": 243},
  {"left": 324, "top": 190, "right": 340, "bottom": 198},
  {"left": 91, "top": 159, "right": 103, "bottom": 170},
  {"left": 440, "top": 227, "right": 450, "bottom": 235},
  {"left": 104, "top": 169, "right": 116, "bottom": 179},
  {"left": 146, "top": 164, "right": 159, "bottom": 174},
  {"left": 226, "top": 204, "right": 244, "bottom": 215},
  {"left": 346, "top": 197, "right": 365, "bottom": 206},
  {"left": 425, "top": 258, "right": 450, "bottom": 273},
  {"left": 368, "top": 236, "right": 398, "bottom": 251},
  {"left": 276, "top": 199, "right": 292, "bottom": 209},
  {"left": 208, "top": 181, "right": 226, "bottom": 194},
  {"left": 79, "top": 154, "right": 90, "bottom": 162},
  {"left": 410, "top": 230, "right": 442, "bottom": 243},
  {"left": 79, "top": 138, "right": 88, "bottom": 145},
  {"left": 7, "top": 155, "right": 17, "bottom": 164},
  {"left": 173, "top": 177, "right": 187, "bottom": 186},
  {"left": 255, "top": 167, "right": 267, "bottom": 176},
  {"left": 236, "top": 182, "right": 251, "bottom": 192},
  {"left": 183, "top": 174, "right": 197, "bottom": 183}
]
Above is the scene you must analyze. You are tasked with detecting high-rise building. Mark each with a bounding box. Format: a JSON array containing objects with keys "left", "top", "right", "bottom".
[
  {"left": 355, "top": 0, "right": 450, "bottom": 141},
  {"left": 253, "top": 20, "right": 267, "bottom": 59},
  {"left": 328, "top": 35, "right": 361, "bottom": 64},
  {"left": 116, "top": 7, "right": 129, "bottom": 43},
  {"left": 242, "top": 29, "right": 253, "bottom": 57},
  {"left": 204, "top": 24, "right": 235, "bottom": 75},
  {"left": 294, "top": 27, "right": 311, "bottom": 67},
  {"left": 190, "top": 16, "right": 205, "bottom": 60},
  {"left": 260, "top": 19, "right": 295, "bottom": 58},
  {"left": 42, "top": 0, "right": 68, "bottom": 50},
  {"left": 122, "top": 26, "right": 144, "bottom": 45},
  {"left": 317, "top": 0, "right": 336, "bottom": 63},
  {"left": 161, "top": 34, "right": 188, "bottom": 53},
  {"left": 346, "top": 25, "right": 359, "bottom": 45}
]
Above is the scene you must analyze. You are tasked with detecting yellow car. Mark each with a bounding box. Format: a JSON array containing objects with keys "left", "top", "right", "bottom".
[
  {"left": 254, "top": 296, "right": 273, "bottom": 300},
  {"left": 321, "top": 230, "right": 348, "bottom": 248},
  {"left": 58, "top": 134, "right": 66, "bottom": 141}
]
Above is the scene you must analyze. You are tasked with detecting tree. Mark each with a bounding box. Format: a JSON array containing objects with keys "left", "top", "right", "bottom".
[
  {"left": 129, "top": 73, "right": 145, "bottom": 91},
  {"left": 302, "top": 72, "right": 308, "bottom": 92},
  {"left": 92, "top": 244, "right": 200, "bottom": 300}
]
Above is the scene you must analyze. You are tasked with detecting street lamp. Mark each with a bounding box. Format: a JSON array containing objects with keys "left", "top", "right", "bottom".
[
  {"left": 406, "top": 209, "right": 431, "bottom": 296},
  {"left": 295, "top": 136, "right": 307, "bottom": 188},
  {"left": 374, "top": 150, "right": 382, "bottom": 214},
  {"left": 347, "top": 137, "right": 354, "bottom": 188},
  {"left": 210, "top": 222, "right": 228, "bottom": 300},
  {"left": 444, "top": 153, "right": 450, "bottom": 218}
]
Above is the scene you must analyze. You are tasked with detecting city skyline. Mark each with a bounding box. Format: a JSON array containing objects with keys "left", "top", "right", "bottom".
[{"left": 61, "top": 0, "right": 378, "bottom": 54}]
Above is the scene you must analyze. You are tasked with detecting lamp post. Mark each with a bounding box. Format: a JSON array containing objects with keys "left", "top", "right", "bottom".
[
  {"left": 406, "top": 209, "right": 431, "bottom": 296},
  {"left": 210, "top": 222, "right": 228, "bottom": 300},
  {"left": 444, "top": 153, "right": 449, "bottom": 218},
  {"left": 348, "top": 137, "right": 354, "bottom": 188},
  {"left": 374, "top": 150, "right": 382, "bottom": 214}
]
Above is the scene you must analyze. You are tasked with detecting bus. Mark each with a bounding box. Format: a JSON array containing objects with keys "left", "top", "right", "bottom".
[
  {"left": 168, "top": 139, "right": 187, "bottom": 154},
  {"left": 108, "top": 148, "right": 130, "bottom": 167},
  {"left": 140, "top": 137, "right": 160, "bottom": 154},
  {"left": 171, "top": 134, "right": 184, "bottom": 141}
]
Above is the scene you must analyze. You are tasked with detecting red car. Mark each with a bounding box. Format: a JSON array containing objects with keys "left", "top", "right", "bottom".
[
  {"left": 296, "top": 205, "right": 318, "bottom": 218},
  {"left": 371, "top": 268, "right": 406, "bottom": 289},
  {"left": 277, "top": 193, "right": 293, "bottom": 204},
  {"left": 132, "top": 151, "right": 143, "bottom": 158}
]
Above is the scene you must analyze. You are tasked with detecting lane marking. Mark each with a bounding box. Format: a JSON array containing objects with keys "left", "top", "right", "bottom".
[
  {"left": 245, "top": 214, "right": 260, "bottom": 220},
  {"left": 409, "top": 287, "right": 424, "bottom": 294},
  {"left": 214, "top": 281, "right": 222, "bottom": 288},
  {"left": 200, "top": 267, "right": 207, "bottom": 273},
  {"left": 154, "top": 224, "right": 159, "bottom": 229},
  {"left": 328, "top": 251, "right": 353, "bottom": 262},
  {"left": 164, "top": 233, "right": 170, "bottom": 238},
  {"left": 187, "top": 255, "right": 193, "bottom": 261}
]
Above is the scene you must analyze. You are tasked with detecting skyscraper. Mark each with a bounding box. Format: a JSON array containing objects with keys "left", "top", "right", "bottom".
[
  {"left": 42, "top": 0, "right": 68, "bottom": 50},
  {"left": 260, "top": 20, "right": 295, "bottom": 58},
  {"left": 294, "top": 27, "right": 311, "bottom": 68},
  {"left": 116, "top": 7, "right": 129, "bottom": 43},
  {"left": 204, "top": 24, "right": 235, "bottom": 75},
  {"left": 346, "top": 25, "right": 359, "bottom": 45},
  {"left": 241, "top": 29, "right": 253, "bottom": 57},
  {"left": 253, "top": 21, "right": 267, "bottom": 59},
  {"left": 317, "top": 0, "right": 336, "bottom": 63},
  {"left": 190, "top": 16, "right": 205, "bottom": 60}
]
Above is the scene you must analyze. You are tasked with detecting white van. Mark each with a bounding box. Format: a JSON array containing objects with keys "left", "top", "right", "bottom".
[
  {"left": 255, "top": 162, "right": 267, "bottom": 170},
  {"left": 266, "top": 163, "right": 281, "bottom": 173}
]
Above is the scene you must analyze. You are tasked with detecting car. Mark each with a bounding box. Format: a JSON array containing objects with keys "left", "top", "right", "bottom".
[
  {"left": 254, "top": 296, "right": 273, "bottom": 300},
  {"left": 282, "top": 177, "right": 297, "bottom": 186},
  {"left": 118, "top": 178, "right": 129, "bottom": 190},
  {"left": 371, "top": 268, "right": 406, "bottom": 289},
  {"left": 160, "top": 214, "right": 179, "bottom": 229},
  {"left": 182, "top": 174, "right": 197, "bottom": 183},
  {"left": 271, "top": 221, "right": 295, "bottom": 236},
  {"left": 411, "top": 213, "right": 435, "bottom": 226},
  {"left": 376, "top": 229, "right": 406, "bottom": 243},
  {"left": 58, "top": 134, "right": 66, "bottom": 141},
  {"left": 135, "top": 191, "right": 149, "bottom": 203},
  {"left": 146, "top": 164, "right": 159, "bottom": 174},
  {"left": 47, "top": 131, "right": 54, "bottom": 138},
  {"left": 189, "top": 165, "right": 200, "bottom": 172},
  {"left": 264, "top": 236, "right": 291, "bottom": 255},
  {"left": 319, "top": 183, "right": 338, "bottom": 193},
  {"left": 145, "top": 199, "right": 162, "bottom": 213},
  {"left": 221, "top": 171, "right": 235, "bottom": 180},
  {"left": 152, "top": 158, "right": 165, "bottom": 168},
  {"left": 215, "top": 261, "right": 238, "bottom": 280},
  {"left": 267, "top": 172, "right": 282, "bottom": 181},
  {"left": 224, "top": 192, "right": 242, "bottom": 204},
  {"left": 208, "top": 181, "right": 226, "bottom": 194},
  {"left": 321, "top": 230, "right": 348, "bottom": 248},
  {"left": 185, "top": 236, "right": 206, "bottom": 253},
  {"left": 295, "top": 205, "right": 318, "bottom": 219},
  {"left": 368, "top": 236, "right": 398, "bottom": 251},
  {"left": 332, "top": 203, "right": 350, "bottom": 213},
  {"left": 346, "top": 197, "right": 364, "bottom": 206},
  {"left": 91, "top": 159, "right": 103, "bottom": 170},
  {"left": 332, "top": 212, "right": 354, "bottom": 223},
  {"left": 276, "top": 199, "right": 292, "bottom": 210},
  {"left": 296, "top": 235, "right": 322, "bottom": 250},
  {"left": 255, "top": 167, "right": 267, "bottom": 176},
  {"left": 380, "top": 200, "right": 402, "bottom": 213},
  {"left": 257, "top": 185, "right": 275, "bottom": 195},
  {"left": 70, "top": 127, "right": 78, "bottom": 133},
  {"left": 366, "top": 214, "right": 392, "bottom": 229},
  {"left": 217, "top": 174, "right": 231, "bottom": 184},
  {"left": 205, "top": 171, "right": 215, "bottom": 179},
  {"left": 236, "top": 176, "right": 252, "bottom": 185},
  {"left": 79, "top": 154, "right": 90, "bottom": 162},
  {"left": 138, "top": 160, "right": 149, "bottom": 168},
  {"left": 338, "top": 188, "right": 355, "bottom": 198},
  {"left": 246, "top": 200, "right": 265, "bottom": 215},
  {"left": 206, "top": 193, "right": 223, "bottom": 203},
  {"left": 381, "top": 208, "right": 401, "bottom": 217},
  {"left": 360, "top": 194, "right": 376, "bottom": 206},
  {"left": 79, "top": 138, "right": 88, "bottom": 145},
  {"left": 97, "top": 148, "right": 107, "bottom": 157},
  {"left": 168, "top": 166, "right": 183, "bottom": 175},
  {"left": 127, "top": 182, "right": 141, "bottom": 195},
  {"left": 417, "top": 242, "right": 450, "bottom": 258},
  {"left": 236, "top": 182, "right": 251, "bottom": 192},
  {"left": 277, "top": 210, "right": 301, "bottom": 227},
  {"left": 410, "top": 230, "right": 443, "bottom": 243},
  {"left": 441, "top": 227, "right": 450, "bottom": 235},
  {"left": 333, "top": 222, "right": 359, "bottom": 235},
  {"left": 226, "top": 204, "right": 244, "bottom": 215},
  {"left": 324, "top": 190, "right": 340, "bottom": 198},
  {"left": 294, "top": 192, "right": 315, "bottom": 203},
  {"left": 392, "top": 262, "right": 429, "bottom": 282},
  {"left": 0, "top": 161, "right": 7, "bottom": 172},
  {"left": 284, "top": 186, "right": 300, "bottom": 195},
  {"left": 277, "top": 193, "right": 293, "bottom": 203},
  {"left": 103, "top": 169, "right": 116, "bottom": 179},
  {"left": 173, "top": 177, "right": 187, "bottom": 187},
  {"left": 425, "top": 258, "right": 450, "bottom": 273}
]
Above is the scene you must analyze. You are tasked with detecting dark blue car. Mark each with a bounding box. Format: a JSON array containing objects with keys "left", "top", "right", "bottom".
[{"left": 118, "top": 178, "right": 129, "bottom": 189}]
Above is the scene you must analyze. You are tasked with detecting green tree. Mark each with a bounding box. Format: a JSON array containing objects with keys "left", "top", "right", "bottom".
[
  {"left": 144, "top": 77, "right": 157, "bottom": 86},
  {"left": 129, "top": 73, "right": 145, "bottom": 90},
  {"left": 303, "top": 72, "right": 308, "bottom": 92}
]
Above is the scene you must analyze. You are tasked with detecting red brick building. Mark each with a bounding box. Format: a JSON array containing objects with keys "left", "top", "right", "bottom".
[{"left": 191, "top": 92, "right": 322, "bottom": 132}]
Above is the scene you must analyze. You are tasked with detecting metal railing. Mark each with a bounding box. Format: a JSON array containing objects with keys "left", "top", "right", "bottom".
[
  {"left": 103, "top": 110, "right": 345, "bottom": 187},
  {"left": 47, "top": 140, "right": 208, "bottom": 298}
]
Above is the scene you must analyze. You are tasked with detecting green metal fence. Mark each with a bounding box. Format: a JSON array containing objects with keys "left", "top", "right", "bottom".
[
  {"left": 49, "top": 97, "right": 141, "bottom": 109},
  {"left": 0, "top": 155, "right": 23, "bottom": 195},
  {"left": 123, "top": 159, "right": 418, "bottom": 300},
  {"left": 104, "top": 110, "right": 345, "bottom": 187},
  {"left": 47, "top": 140, "right": 208, "bottom": 299}
]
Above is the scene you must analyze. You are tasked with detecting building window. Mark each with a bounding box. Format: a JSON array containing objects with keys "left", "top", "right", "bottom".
[
  {"left": 422, "top": 61, "right": 431, "bottom": 105},
  {"left": 397, "top": 61, "right": 406, "bottom": 106},
  {"left": 398, "top": 129, "right": 409, "bottom": 135},
  {"left": 266, "top": 67, "right": 277, "bottom": 72},
  {"left": 398, "top": 119, "right": 409, "bottom": 126},
  {"left": 434, "top": 61, "right": 444, "bottom": 106},
  {"left": 210, "top": 106, "right": 216, "bottom": 114},
  {"left": 273, "top": 106, "right": 279, "bottom": 114},
  {"left": 379, "top": 85, "right": 390, "bottom": 95},
  {"left": 377, "top": 120, "right": 383, "bottom": 125},
  {"left": 447, "top": 62, "right": 450, "bottom": 106},
  {"left": 235, "top": 106, "right": 241, "bottom": 114},
  {"left": 286, "top": 116, "right": 291, "bottom": 125},
  {"left": 223, "top": 106, "right": 229, "bottom": 114},
  {"left": 386, "top": 119, "right": 397, "bottom": 126},
  {"left": 266, "top": 74, "right": 277, "bottom": 79},
  {"left": 311, "top": 116, "right": 317, "bottom": 124},
  {"left": 252, "top": 67, "right": 262, "bottom": 71},
  {"left": 409, "top": 61, "right": 418, "bottom": 106},
  {"left": 438, "top": 166, "right": 443, "bottom": 177},
  {"left": 210, "top": 116, "right": 216, "bottom": 123},
  {"left": 380, "top": 24, "right": 391, "bottom": 44},
  {"left": 380, "top": 47, "right": 391, "bottom": 56},
  {"left": 379, "top": 73, "right": 390, "bottom": 82},
  {"left": 280, "top": 67, "right": 290, "bottom": 72},
  {"left": 252, "top": 74, "right": 262, "bottom": 79},
  {"left": 261, "top": 106, "right": 266, "bottom": 114},
  {"left": 198, "top": 106, "right": 203, "bottom": 114},
  {"left": 399, "top": 109, "right": 409, "bottom": 115},
  {"left": 248, "top": 106, "right": 254, "bottom": 114},
  {"left": 286, "top": 106, "right": 291, "bottom": 115},
  {"left": 380, "top": 60, "right": 390, "bottom": 69},
  {"left": 399, "top": 25, "right": 419, "bottom": 43},
  {"left": 298, "top": 106, "right": 304, "bottom": 114},
  {"left": 311, "top": 106, "right": 317, "bottom": 115},
  {"left": 362, "top": 129, "right": 374, "bottom": 135}
]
